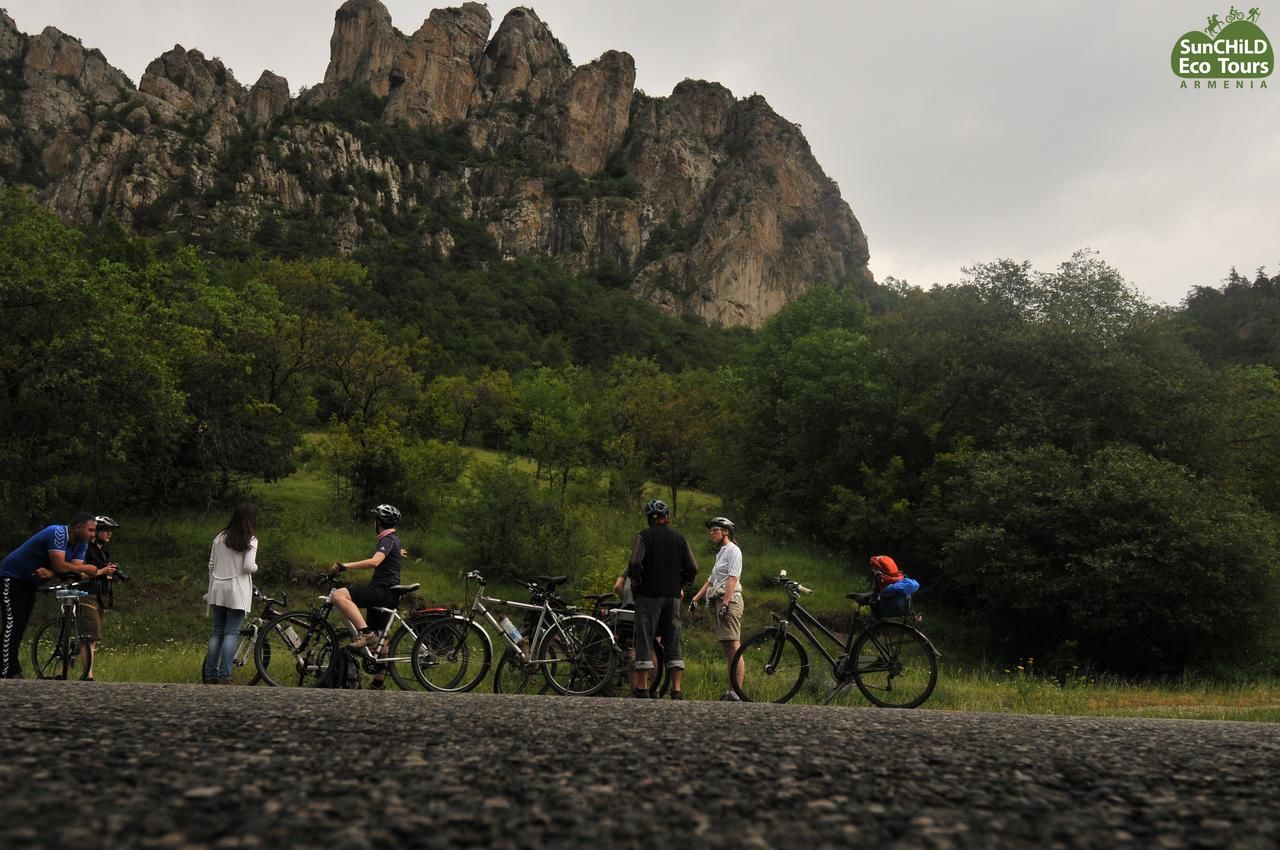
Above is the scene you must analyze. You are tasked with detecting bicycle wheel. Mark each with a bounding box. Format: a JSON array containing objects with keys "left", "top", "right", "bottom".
[
  {"left": 538, "top": 615, "right": 616, "bottom": 696},
  {"left": 30, "top": 618, "right": 71, "bottom": 680},
  {"left": 229, "top": 624, "right": 262, "bottom": 685},
  {"left": 411, "top": 617, "right": 491, "bottom": 693},
  {"left": 850, "top": 622, "right": 938, "bottom": 709},
  {"left": 384, "top": 620, "right": 425, "bottom": 691},
  {"left": 255, "top": 612, "right": 338, "bottom": 687},
  {"left": 493, "top": 648, "right": 545, "bottom": 694},
  {"left": 731, "top": 628, "right": 809, "bottom": 703}
]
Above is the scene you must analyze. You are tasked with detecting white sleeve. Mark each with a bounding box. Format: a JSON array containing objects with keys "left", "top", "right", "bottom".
[
  {"left": 242, "top": 537, "right": 259, "bottom": 575},
  {"left": 726, "top": 545, "right": 743, "bottom": 578}
]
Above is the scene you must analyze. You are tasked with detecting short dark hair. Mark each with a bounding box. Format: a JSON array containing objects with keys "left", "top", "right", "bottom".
[{"left": 69, "top": 512, "right": 94, "bottom": 528}]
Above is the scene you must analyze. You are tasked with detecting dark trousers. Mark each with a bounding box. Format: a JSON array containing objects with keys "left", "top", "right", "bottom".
[{"left": 1, "top": 577, "right": 38, "bottom": 678}]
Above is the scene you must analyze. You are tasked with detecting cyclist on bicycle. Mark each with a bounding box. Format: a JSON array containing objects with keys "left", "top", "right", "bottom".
[
  {"left": 0, "top": 513, "right": 102, "bottom": 678},
  {"left": 624, "top": 499, "right": 698, "bottom": 699},
  {"left": 79, "top": 515, "right": 124, "bottom": 681},
  {"left": 689, "top": 516, "right": 744, "bottom": 701},
  {"left": 329, "top": 504, "right": 404, "bottom": 659}
]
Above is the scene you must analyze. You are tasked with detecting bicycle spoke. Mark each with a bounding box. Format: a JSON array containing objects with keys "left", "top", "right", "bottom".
[
  {"left": 731, "top": 629, "right": 808, "bottom": 703},
  {"left": 256, "top": 613, "right": 337, "bottom": 687},
  {"left": 30, "top": 619, "right": 66, "bottom": 680},
  {"left": 494, "top": 648, "right": 544, "bottom": 694},
  {"left": 385, "top": 621, "right": 426, "bottom": 691},
  {"left": 540, "top": 616, "right": 615, "bottom": 696},
  {"left": 411, "top": 618, "right": 491, "bottom": 692},
  {"left": 850, "top": 623, "right": 938, "bottom": 708}
]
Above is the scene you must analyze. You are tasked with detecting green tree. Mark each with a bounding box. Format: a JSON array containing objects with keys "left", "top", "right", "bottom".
[
  {"left": 932, "top": 443, "right": 1280, "bottom": 673},
  {"left": 509, "top": 366, "right": 594, "bottom": 494}
]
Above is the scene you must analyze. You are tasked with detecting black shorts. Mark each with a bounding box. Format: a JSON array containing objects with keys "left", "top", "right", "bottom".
[{"left": 348, "top": 584, "right": 397, "bottom": 631}]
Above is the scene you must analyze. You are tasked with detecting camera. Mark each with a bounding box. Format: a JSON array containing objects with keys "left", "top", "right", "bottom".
[{"left": 110, "top": 568, "right": 130, "bottom": 582}]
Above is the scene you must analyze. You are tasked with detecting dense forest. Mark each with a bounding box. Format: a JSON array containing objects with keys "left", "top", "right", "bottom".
[{"left": 3, "top": 184, "right": 1279, "bottom": 675}]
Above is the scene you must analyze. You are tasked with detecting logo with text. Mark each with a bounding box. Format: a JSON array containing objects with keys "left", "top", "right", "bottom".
[{"left": 1172, "top": 6, "right": 1272, "bottom": 89}]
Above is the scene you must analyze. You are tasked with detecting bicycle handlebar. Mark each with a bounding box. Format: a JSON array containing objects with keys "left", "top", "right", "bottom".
[
  {"left": 38, "top": 579, "right": 92, "bottom": 593},
  {"left": 772, "top": 572, "right": 813, "bottom": 596}
]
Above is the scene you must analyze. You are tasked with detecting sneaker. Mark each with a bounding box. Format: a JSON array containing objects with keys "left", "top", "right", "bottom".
[
  {"left": 369, "top": 678, "right": 387, "bottom": 691},
  {"left": 632, "top": 688, "right": 649, "bottom": 698},
  {"left": 720, "top": 690, "right": 742, "bottom": 702},
  {"left": 349, "top": 631, "right": 379, "bottom": 649},
  {"left": 670, "top": 691, "right": 685, "bottom": 700}
]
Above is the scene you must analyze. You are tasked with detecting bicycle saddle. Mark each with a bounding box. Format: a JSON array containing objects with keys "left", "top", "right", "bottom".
[
  {"left": 390, "top": 583, "right": 421, "bottom": 595},
  {"left": 846, "top": 591, "right": 874, "bottom": 604},
  {"left": 534, "top": 575, "right": 568, "bottom": 590}
]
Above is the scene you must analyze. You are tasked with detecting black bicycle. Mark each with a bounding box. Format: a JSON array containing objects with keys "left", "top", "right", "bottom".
[
  {"left": 30, "top": 578, "right": 93, "bottom": 680},
  {"left": 582, "top": 592, "right": 667, "bottom": 698},
  {"left": 731, "top": 571, "right": 940, "bottom": 708},
  {"left": 254, "top": 575, "right": 426, "bottom": 689}
]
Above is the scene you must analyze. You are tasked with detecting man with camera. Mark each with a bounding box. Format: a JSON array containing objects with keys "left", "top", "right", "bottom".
[{"left": 79, "top": 515, "right": 129, "bottom": 681}]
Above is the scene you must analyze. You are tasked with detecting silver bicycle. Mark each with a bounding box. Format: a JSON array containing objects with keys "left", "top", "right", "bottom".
[{"left": 411, "top": 570, "right": 616, "bottom": 695}]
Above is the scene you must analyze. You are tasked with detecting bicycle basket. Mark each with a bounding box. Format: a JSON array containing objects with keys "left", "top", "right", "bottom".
[
  {"left": 871, "top": 593, "right": 913, "bottom": 619},
  {"left": 610, "top": 607, "right": 635, "bottom": 639}
]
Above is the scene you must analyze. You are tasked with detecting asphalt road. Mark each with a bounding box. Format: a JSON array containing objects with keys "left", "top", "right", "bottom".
[{"left": 0, "top": 681, "right": 1277, "bottom": 849}]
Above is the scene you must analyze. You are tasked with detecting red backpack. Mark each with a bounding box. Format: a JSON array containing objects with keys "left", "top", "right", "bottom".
[{"left": 869, "top": 555, "right": 904, "bottom": 593}]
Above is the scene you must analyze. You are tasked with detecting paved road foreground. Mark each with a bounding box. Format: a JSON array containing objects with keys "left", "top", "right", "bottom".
[{"left": 0, "top": 681, "right": 1277, "bottom": 849}]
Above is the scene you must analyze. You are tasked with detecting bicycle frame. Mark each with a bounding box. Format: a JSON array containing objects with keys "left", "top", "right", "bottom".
[
  {"left": 768, "top": 598, "right": 856, "bottom": 674},
  {"left": 466, "top": 591, "right": 563, "bottom": 666},
  {"left": 232, "top": 589, "right": 286, "bottom": 674}
]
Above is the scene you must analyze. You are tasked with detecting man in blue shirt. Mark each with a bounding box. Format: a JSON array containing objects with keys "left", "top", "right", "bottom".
[{"left": 0, "top": 513, "right": 99, "bottom": 677}]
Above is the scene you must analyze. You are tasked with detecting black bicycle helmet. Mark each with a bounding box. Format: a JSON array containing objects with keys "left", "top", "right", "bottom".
[
  {"left": 705, "top": 516, "right": 735, "bottom": 531},
  {"left": 643, "top": 499, "right": 669, "bottom": 519},
  {"left": 370, "top": 504, "right": 402, "bottom": 524},
  {"left": 94, "top": 515, "right": 120, "bottom": 529}
]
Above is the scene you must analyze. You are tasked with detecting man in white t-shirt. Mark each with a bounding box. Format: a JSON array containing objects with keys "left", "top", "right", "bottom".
[{"left": 689, "top": 516, "right": 743, "bottom": 701}]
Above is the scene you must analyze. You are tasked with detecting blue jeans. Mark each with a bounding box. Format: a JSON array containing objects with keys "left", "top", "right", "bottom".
[{"left": 203, "top": 605, "right": 246, "bottom": 681}]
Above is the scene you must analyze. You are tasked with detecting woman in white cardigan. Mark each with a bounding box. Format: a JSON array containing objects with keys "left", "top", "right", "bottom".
[{"left": 202, "top": 504, "right": 258, "bottom": 684}]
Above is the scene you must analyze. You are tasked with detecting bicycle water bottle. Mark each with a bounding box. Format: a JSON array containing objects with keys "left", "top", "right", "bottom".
[{"left": 499, "top": 616, "right": 522, "bottom": 643}]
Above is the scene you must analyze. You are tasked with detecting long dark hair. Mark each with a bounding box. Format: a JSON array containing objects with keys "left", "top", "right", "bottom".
[{"left": 221, "top": 504, "right": 257, "bottom": 553}]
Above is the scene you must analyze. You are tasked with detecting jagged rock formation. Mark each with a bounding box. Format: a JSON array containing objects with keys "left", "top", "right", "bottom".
[{"left": 0, "top": 2, "right": 870, "bottom": 327}]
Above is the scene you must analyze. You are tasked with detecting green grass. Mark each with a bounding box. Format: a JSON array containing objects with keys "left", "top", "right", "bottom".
[{"left": 20, "top": 463, "right": 1280, "bottom": 721}]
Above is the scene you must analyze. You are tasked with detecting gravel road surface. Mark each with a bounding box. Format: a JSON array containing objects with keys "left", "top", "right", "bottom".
[{"left": 0, "top": 681, "right": 1276, "bottom": 849}]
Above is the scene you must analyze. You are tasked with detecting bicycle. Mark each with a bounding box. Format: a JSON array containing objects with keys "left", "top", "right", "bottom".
[
  {"left": 30, "top": 578, "right": 93, "bottom": 680},
  {"left": 582, "top": 592, "right": 667, "bottom": 698},
  {"left": 730, "top": 571, "right": 940, "bottom": 708},
  {"left": 413, "top": 570, "right": 616, "bottom": 696},
  {"left": 490, "top": 578, "right": 574, "bottom": 695},
  {"left": 227, "top": 586, "right": 289, "bottom": 685},
  {"left": 254, "top": 574, "right": 427, "bottom": 689}
]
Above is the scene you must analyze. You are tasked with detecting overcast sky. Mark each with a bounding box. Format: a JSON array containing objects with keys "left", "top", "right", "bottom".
[{"left": 4, "top": 0, "right": 1276, "bottom": 305}]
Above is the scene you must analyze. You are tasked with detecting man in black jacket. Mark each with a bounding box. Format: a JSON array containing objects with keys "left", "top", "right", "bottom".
[{"left": 625, "top": 499, "right": 698, "bottom": 699}]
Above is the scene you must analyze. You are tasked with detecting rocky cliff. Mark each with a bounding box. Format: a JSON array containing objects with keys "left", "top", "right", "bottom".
[{"left": 0, "top": 2, "right": 870, "bottom": 327}]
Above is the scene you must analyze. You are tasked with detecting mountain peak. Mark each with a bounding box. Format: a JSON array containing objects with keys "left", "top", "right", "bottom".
[{"left": 0, "top": 3, "right": 870, "bottom": 327}]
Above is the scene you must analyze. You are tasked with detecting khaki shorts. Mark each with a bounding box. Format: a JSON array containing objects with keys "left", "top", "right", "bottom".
[
  {"left": 712, "top": 596, "right": 743, "bottom": 642},
  {"left": 78, "top": 601, "right": 103, "bottom": 642}
]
